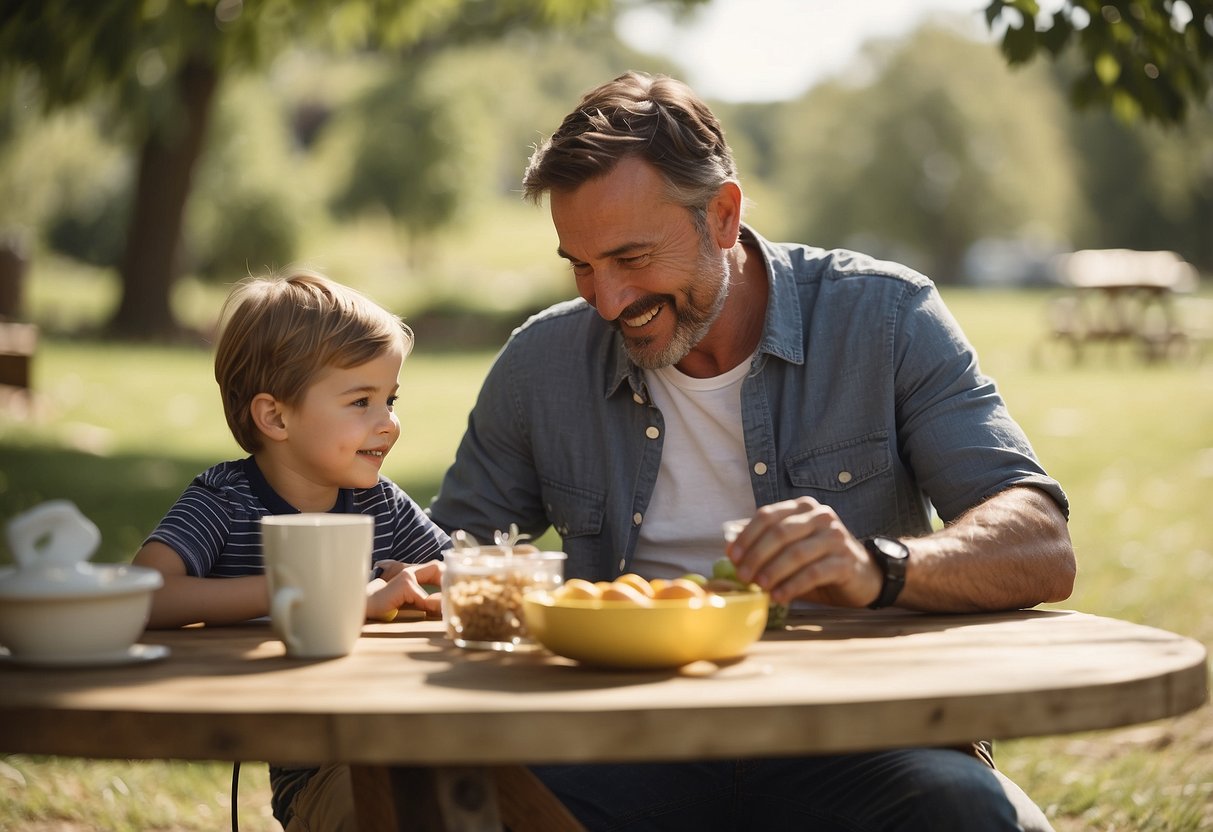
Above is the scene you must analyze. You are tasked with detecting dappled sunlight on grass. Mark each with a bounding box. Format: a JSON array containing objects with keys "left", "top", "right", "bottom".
[{"left": 0, "top": 757, "right": 281, "bottom": 832}]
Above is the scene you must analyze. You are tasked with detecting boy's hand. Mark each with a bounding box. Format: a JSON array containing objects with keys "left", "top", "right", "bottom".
[{"left": 365, "top": 559, "right": 444, "bottom": 621}]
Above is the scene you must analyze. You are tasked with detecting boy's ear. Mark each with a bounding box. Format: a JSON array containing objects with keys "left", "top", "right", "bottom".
[{"left": 250, "top": 393, "right": 288, "bottom": 442}]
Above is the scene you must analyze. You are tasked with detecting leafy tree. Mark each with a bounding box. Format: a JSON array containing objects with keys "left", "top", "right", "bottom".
[
  {"left": 0, "top": 0, "right": 703, "bottom": 340},
  {"left": 983, "top": 1, "right": 1213, "bottom": 268},
  {"left": 331, "top": 58, "right": 476, "bottom": 262},
  {"left": 772, "top": 25, "right": 1083, "bottom": 283},
  {"left": 984, "top": 0, "right": 1213, "bottom": 124},
  {"left": 1066, "top": 103, "right": 1213, "bottom": 268},
  {"left": 0, "top": 83, "right": 132, "bottom": 269},
  {"left": 185, "top": 74, "right": 311, "bottom": 282}
]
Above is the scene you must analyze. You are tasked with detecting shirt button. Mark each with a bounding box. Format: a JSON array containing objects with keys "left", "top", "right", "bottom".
[
  {"left": 633, "top": 392, "right": 645, "bottom": 404},
  {"left": 633, "top": 513, "right": 643, "bottom": 525},
  {"left": 838, "top": 471, "right": 853, "bottom": 484},
  {"left": 618, "top": 557, "right": 627, "bottom": 571},
  {"left": 753, "top": 462, "right": 768, "bottom": 476},
  {"left": 645, "top": 426, "right": 660, "bottom": 440}
]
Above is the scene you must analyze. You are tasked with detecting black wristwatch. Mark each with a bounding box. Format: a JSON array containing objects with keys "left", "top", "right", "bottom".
[{"left": 864, "top": 536, "right": 910, "bottom": 609}]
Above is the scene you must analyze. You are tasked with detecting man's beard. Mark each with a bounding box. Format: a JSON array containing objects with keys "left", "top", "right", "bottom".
[{"left": 621, "top": 236, "right": 731, "bottom": 370}]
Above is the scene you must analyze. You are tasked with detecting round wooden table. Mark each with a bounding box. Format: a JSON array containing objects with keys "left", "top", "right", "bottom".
[{"left": 1, "top": 608, "right": 1206, "bottom": 830}]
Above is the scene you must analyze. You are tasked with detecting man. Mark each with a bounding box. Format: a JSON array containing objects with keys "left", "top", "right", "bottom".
[{"left": 429, "top": 71, "right": 1074, "bottom": 831}]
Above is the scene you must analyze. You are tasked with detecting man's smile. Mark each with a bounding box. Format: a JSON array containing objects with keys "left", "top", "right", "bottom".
[{"left": 622, "top": 302, "right": 664, "bottom": 329}]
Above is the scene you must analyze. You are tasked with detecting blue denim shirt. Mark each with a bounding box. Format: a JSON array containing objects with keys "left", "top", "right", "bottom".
[{"left": 429, "top": 226, "right": 1067, "bottom": 581}]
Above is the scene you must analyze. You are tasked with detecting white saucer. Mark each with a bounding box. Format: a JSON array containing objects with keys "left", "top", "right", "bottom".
[{"left": 0, "top": 643, "right": 170, "bottom": 668}]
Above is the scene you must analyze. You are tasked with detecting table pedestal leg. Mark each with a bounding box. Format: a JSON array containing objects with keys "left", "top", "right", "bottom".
[
  {"left": 351, "top": 764, "right": 584, "bottom": 832},
  {"left": 352, "top": 764, "right": 500, "bottom": 831},
  {"left": 351, "top": 765, "right": 406, "bottom": 831},
  {"left": 494, "top": 765, "right": 586, "bottom": 831}
]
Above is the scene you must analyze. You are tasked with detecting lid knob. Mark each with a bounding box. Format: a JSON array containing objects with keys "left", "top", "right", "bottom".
[{"left": 6, "top": 500, "right": 102, "bottom": 569}]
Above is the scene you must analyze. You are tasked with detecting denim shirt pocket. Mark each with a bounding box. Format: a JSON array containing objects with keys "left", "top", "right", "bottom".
[
  {"left": 539, "top": 478, "right": 605, "bottom": 537},
  {"left": 538, "top": 477, "right": 607, "bottom": 577},
  {"left": 784, "top": 432, "right": 894, "bottom": 533}
]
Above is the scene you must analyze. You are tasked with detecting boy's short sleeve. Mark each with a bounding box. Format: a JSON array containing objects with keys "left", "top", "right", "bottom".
[
  {"left": 366, "top": 479, "right": 452, "bottom": 563},
  {"left": 145, "top": 484, "right": 240, "bottom": 577}
]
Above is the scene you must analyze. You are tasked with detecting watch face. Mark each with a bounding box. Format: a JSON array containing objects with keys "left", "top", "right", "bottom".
[{"left": 874, "top": 536, "right": 909, "bottom": 561}]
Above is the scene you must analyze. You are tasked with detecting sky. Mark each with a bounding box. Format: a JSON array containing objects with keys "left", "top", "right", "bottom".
[{"left": 616, "top": 0, "right": 1002, "bottom": 102}]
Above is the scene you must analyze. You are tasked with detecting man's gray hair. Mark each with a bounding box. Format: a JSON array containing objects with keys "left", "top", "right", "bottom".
[{"left": 522, "top": 71, "right": 739, "bottom": 232}]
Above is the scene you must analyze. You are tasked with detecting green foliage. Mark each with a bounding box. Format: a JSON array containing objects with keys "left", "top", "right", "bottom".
[
  {"left": 0, "top": 82, "right": 130, "bottom": 255},
  {"left": 191, "top": 188, "right": 302, "bottom": 281},
  {"left": 418, "top": 23, "right": 682, "bottom": 196},
  {"left": 1065, "top": 101, "right": 1213, "bottom": 263},
  {"left": 771, "top": 25, "right": 1083, "bottom": 282},
  {"left": 0, "top": 0, "right": 706, "bottom": 338},
  {"left": 186, "top": 76, "right": 310, "bottom": 280},
  {"left": 0, "top": 0, "right": 692, "bottom": 142},
  {"left": 44, "top": 194, "right": 130, "bottom": 269},
  {"left": 324, "top": 21, "right": 689, "bottom": 256},
  {"left": 3, "top": 2, "right": 243, "bottom": 139},
  {"left": 330, "top": 62, "right": 475, "bottom": 241},
  {"left": 1, "top": 0, "right": 1209, "bottom": 341},
  {"left": 984, "top": 0, "right": 1213, "bottom": 124}
]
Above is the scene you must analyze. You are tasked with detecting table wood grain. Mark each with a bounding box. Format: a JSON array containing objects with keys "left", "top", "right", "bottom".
[{"left": 1, "top": 608, "right": 1206, "bottom": 766}]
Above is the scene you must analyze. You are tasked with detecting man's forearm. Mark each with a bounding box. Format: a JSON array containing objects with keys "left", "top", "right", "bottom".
[{"left": 898, "top": 486, "right": 1075, "bottom": 613}]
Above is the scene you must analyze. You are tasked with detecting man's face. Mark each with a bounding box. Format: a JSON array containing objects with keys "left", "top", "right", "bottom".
[{"left": 550, "top": 157, "right": 730, "bottom": 370}]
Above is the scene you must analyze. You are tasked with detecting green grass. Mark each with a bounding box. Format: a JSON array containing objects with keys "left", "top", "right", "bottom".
[
  {"left": 1, "top": 287, "right": 1211, "bottom": 831},
  {"left": 942, "top": 289, "right": 1213, "bottom": 832},
  {"left": 0, "top": 758, "right": 276, "bottom": 832}
]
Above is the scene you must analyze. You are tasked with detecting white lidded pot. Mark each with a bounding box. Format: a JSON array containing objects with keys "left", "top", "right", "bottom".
[{"left": 0, "top": 500, "right": 163, "bottom": 661}]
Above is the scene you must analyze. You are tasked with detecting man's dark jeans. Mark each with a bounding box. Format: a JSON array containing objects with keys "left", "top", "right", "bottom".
[{"left": 532, "top": 748, "right": 1053, "bottom": 831}]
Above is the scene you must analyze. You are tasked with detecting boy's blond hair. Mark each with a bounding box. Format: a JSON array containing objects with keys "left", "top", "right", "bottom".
[{"left": 214, "top": 270, "right": 413, "bottom": 453}]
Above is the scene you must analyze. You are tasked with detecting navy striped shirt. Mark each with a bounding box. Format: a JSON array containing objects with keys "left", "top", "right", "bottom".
[
  {"left": 146, "top": 457, "right": 450, "bottom": 575},
  {"left": 148, "top": 457, "right": 451, "bottom": 826}
]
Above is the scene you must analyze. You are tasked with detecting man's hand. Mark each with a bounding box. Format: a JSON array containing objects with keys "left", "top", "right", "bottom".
[
  {"left": 725, "top": 497, "right": 883, "bottom": 608},
  {"left": 365, "top": 559, "right": 445, "bottom": 621},
  {"left": 727, "top": 487, "right": 1074, "bottom": 613}
]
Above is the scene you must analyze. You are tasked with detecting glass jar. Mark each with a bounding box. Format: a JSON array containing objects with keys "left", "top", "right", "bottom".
[{"left": 441, "top": 547, "right": 566, "bottom": 651}]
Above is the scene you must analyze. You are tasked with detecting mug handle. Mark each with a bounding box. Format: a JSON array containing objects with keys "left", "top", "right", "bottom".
[{"left": 272, "top": 586, "right": 305, "bottom": 655}]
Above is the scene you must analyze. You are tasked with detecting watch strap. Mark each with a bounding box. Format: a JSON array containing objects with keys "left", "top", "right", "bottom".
[{"left": 865, "top": 536, "right": 908, "bottom": 609}]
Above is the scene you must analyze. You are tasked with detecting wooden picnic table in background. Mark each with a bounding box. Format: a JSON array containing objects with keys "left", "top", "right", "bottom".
[{"left": 1044, "top": 248, "right": 1207, "bottom": 364}]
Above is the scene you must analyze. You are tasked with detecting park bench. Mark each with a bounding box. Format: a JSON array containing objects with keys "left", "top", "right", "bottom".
[
  {"left": 0, "top": 320, "right": 37, "bottom": 395},
  {"left": 0, "top": 237, "right": 35, "bottom": 403}
]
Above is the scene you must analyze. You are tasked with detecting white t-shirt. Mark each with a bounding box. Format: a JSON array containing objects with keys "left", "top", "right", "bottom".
[{"left": 631, "top": 358, "right": 758, "bottom": 579}]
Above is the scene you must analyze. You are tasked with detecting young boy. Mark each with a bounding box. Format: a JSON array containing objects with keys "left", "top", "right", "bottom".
[{"left": 134, "top": 269, "right": 449, "bottom": 830}]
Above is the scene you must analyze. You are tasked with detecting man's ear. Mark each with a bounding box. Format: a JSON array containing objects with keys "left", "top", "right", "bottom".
[
  {"left": 250, "top": 393, "right": 288, "bottom": 443},
  {"left": 707, "top": 180, "right": 743, "bottom": 250}
]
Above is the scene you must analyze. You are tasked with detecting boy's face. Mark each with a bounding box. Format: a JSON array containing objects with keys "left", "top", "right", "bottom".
[{"left": 277, "top": 345, "right": 404, "bottom": 492}]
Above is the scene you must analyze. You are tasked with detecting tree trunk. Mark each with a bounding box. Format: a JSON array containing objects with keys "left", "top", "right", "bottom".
[{"left": 108, "top": 58, "right": 218, "bottom": 341}]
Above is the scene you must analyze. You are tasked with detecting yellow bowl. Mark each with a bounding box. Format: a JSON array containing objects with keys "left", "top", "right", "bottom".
[{"left": 522, "top": 590, "right": 769, "bottom": 669}]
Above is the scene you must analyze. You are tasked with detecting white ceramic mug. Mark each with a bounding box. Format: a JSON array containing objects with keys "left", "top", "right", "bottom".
[{"left": 261, "top": 514, "right": 373, "bottom": 658}]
